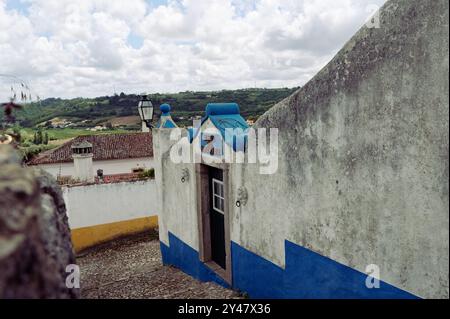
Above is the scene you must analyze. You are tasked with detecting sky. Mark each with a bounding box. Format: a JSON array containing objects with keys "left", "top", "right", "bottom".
[{"left": 0, "top": 0, "right": 386, "bottom": 100}]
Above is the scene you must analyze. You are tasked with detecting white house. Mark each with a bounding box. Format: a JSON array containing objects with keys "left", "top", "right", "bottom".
[
  {"left": 155, "top": 0, "right": 448, "bottom": 299},
  {"left": 27, "top": 132, "right": 158, "bottom": 252},
  {"left": 27, "top": 132, "right": 154, "bottom": 179}
]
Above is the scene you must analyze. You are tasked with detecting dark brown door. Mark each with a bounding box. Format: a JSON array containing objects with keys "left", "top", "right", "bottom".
[{"left": 209, "top": 167, "right": 226, "bottom": 269}]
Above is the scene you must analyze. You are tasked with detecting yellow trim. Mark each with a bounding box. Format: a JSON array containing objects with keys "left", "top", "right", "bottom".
[{"left": 71, "top": 216, "right": 158, "bottom": 252}]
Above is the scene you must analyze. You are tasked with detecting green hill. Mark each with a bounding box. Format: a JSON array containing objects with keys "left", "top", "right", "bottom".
[{"left": 2, "top": 87, "right": 299, "bottom": 128}]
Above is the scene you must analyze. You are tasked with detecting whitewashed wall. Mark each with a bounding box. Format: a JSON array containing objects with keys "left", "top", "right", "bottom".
[
  {"left": 37, "top": 157, "right": 154, "bottom": 178},
  {"left": 154, "top": 130, "right": 199, "bottom": 248},
  {"left": 63, "top": 179, "right": 157, "bottom": 229},
  {"left": 155, "top": 0, "right": 449, "bottom": 299}
]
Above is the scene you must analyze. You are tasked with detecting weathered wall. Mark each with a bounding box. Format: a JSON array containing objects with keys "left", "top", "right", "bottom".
[
  {"left": 232, "top": 0, "right": 448, "bottom": 298},
  {"left": 62, "top": 180, "right": 158, "bottom": 251},
  {"left": 36, "top": 157, "right": 155, "bottom": 178},
  {"left": 0, "top": 145, "right": 79, "bottom": 298},
  {"left": 154, "top": 130, "right": 198, "bottom": 249},
  {"left": 156, "top": 0, "right": 448, "bottom": 299}
]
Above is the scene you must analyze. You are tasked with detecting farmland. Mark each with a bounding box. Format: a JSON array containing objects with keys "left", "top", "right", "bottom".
[{"left": 2, "top": 87, "right": 298, "bottom": 129}]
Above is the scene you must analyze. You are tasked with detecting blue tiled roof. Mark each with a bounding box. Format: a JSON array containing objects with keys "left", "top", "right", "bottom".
[
  {"left": 155, "top": 103, "right": 178, "bottom": 128},
  {"left": 160, "top": 103, "right": 171, "bottom": 115},
  {"left": 161, "top": 116, "right": 177, "bottom": 128},
  {"left": 205, "top": 103, "right": 240, "bottom": 117},
  {"left": 191, "top": 103, "right": 249, "bottom": 152},
  {"left": 156, "top": 117, "right": 177, "bottom": 128},
  {"left": 156, "top": 103, "right": 177, "bottom": 128}
]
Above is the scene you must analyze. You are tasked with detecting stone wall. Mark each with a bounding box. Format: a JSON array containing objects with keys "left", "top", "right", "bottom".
[
  {"left": 0, "top": 145, "right": 79, "bottom": 298},
  {"left": 234, "top": 0, "right": 448, "bottom": 298},
  {"left": 156, "top": 0, "right": 448, "bottom": 299}
]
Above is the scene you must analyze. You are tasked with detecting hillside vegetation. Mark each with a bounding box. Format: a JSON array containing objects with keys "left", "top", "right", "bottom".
[{"left": 3, "top": 87, "right": 298, "bottom": 128}]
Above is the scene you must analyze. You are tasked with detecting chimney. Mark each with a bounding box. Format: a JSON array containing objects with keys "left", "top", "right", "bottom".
[{"left": 71, "top": 141, "right": 94, "bottom": 183}]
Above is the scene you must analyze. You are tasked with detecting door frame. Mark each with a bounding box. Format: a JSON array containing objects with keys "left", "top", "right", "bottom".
[{"left": 196, "top": 162, "right": 232, "bottom": 284}]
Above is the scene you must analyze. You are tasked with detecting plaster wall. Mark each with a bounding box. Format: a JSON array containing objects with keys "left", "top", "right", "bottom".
[
  {"left": 156, "top": 0, "right": 449, "bottom": 298},
  {"left": 73, "top": 154, "right": 94, "bottom": 182},
  {"left": 62, "top": 179, "right": 157, "bottom": 229},
  {"left": 34, "top": 157, "right": 154, "bottom": 178},
  {"left": 154, "top": 129, "right": 198, "bottom": 248},
  {"left": 231, "top": 0, "right": 449, "bottom": 298}
]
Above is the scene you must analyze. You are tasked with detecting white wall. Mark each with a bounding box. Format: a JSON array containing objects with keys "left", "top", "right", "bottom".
[
  {"left": 63, "top": 179, "right": 157, "bottom": 229},
  {"left": 73, "top": 154, "right": 94, "bottom": 182},
  {"left": 154, "top": 129, "right": 199, "bottom": 248},
  {"left": 36, "top": 157, "right": 154, "bottom": 178},
  {"left": 155, "top": 0, "right": 449, "bottom": 299}
]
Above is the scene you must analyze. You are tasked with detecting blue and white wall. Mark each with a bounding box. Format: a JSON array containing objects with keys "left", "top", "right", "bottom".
[{"left": 154, "top": 0, "right": 449, "bottom": 299}]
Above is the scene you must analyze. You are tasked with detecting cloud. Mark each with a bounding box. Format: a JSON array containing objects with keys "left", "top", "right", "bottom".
[{"left": 0, "top": 0, "right": 387, "bottom": 101}]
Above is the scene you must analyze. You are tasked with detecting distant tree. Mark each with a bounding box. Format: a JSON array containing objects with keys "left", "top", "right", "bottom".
[
  {"left": 43, "top": 132, "right": 49, "bottom": 145},
  {"left": 33, "top": 129, "right": 43, "bottom": 145},
  {"left": 105, "top": 122, "right": 113, "bottom": 129}
]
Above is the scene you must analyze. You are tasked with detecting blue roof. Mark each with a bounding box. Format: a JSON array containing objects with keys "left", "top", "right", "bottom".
[
  {"left": 156, "top": 115, "right": 177, "bottom": 128},
  {"left": 160, "top": 103, "right": 171, "bottom": 115},
  {"left": 161, "top": 118, "right": 176, "bottom": 128},
  {"left": 191, "top": 103, "right": 249, "bottom": 152},
  {"left": 206, "top": 103, "right": 240, "bottom": 117},
  {"left": 155, "top": 103, "right": 177, "bottom": 128}
]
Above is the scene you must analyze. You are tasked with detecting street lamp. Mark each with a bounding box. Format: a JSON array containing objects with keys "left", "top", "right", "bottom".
[{"left": 137, "top": 95, "right": 154, "bottom": 129}]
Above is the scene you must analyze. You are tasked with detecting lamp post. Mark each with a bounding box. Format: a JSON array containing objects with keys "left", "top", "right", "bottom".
[{"left": 137, "top": 95, "right": 154, "bottom": 132}]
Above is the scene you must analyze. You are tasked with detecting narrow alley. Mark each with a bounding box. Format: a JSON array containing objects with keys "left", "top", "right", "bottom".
[{"left": 78, "top": 232, "right": 242, "bottom": 299}]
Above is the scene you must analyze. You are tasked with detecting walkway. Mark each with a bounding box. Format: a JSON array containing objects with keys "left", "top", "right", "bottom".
[{"left": 78, "top": 232, "right": 241, "bottom": 299}]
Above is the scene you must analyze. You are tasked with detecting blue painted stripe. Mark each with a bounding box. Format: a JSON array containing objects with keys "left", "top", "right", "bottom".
[
  {"left": 232, "top": 240, "right": 419, "bottom": 299},
  {"left": 160, "top": 232, "right": 230, "bottom": 288},
  {"left": 160, "top": 231, "right": 418, "bottom": 299}
]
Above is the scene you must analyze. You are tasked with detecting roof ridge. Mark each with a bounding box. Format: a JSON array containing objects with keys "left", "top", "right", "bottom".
[{"left": 27, "top": 132, "right": 153, "bottom": 165}]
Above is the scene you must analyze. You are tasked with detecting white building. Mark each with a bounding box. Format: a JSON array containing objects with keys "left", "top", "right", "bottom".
[
  {"left": 27, "top": 132, "right": 154, "bottom": 179},
  {"left": 27, "top": 131, "right": 158, "bottom": 252},
  {"left": 155, "top": 0, "right": 449, "bottom": 299}
]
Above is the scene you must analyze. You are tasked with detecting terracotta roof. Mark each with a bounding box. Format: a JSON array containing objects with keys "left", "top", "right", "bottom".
[
  {"left": 95, "top": 173, "right": 144, "bottom": 184},
  {"left": 28, "top": 132, "right": 153, "bottom": 165}
]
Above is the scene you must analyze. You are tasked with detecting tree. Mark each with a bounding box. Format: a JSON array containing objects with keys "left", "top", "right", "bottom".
[
  {"left": 33, "top": 129, "right": 43, "bottom": 145},
  {"left": 43, "top": 132, "right": 49, "bottom": 145}
]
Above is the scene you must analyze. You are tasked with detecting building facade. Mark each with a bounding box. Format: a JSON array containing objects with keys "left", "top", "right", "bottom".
[
  {"left": 154, "top": 0, "right": 449, "bottom": 299},
  {"left": 28, "top": 132, "right": 158, "bottom": 252},
  {"left": 27, "top": 132, "right": 154, "bottom": 179}
]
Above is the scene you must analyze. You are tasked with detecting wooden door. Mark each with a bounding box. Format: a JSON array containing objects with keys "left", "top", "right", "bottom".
[{"left": 209, "top": 167, "right": 226, "bottom": 269}]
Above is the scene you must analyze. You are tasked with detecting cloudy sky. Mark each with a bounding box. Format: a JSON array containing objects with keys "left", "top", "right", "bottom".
[{"left": 0, "top": 0, "right": 386, "bottom": 100}]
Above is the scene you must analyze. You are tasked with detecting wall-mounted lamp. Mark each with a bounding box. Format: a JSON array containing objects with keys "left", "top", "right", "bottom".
[
  {"left": 181, "top": 168, "right": 190, "bottom": 183},
  {"left": 137, "top": 95, "right": 154, "bottom": 129},
  {"left": 236, "top": 186, "right": 248, "bottom": 207}
]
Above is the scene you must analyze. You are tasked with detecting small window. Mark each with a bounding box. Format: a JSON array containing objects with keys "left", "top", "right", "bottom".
[{"left": 212, "top": 178, "right": 225, "bottom": 214}]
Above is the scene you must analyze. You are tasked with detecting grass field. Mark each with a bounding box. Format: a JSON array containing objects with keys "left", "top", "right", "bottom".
[
  {"left": 20, "top": 127, "right": 131, "bottom": 143},
  {"left": 100, "top": 115, "right": 141, "bottom": 127}
]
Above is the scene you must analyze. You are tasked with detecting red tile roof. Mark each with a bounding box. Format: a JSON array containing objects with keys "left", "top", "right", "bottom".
[
  {"left": 95, "top": 173, "right": 144, "bottom": 184},
  {"left": 28, "top": 132, "right": 153, "bottom": 165}
]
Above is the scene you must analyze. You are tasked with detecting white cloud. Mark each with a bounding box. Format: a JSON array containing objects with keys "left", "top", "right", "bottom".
[{"left": 0, "top": 0, "right": 387, "bottom": 101}]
